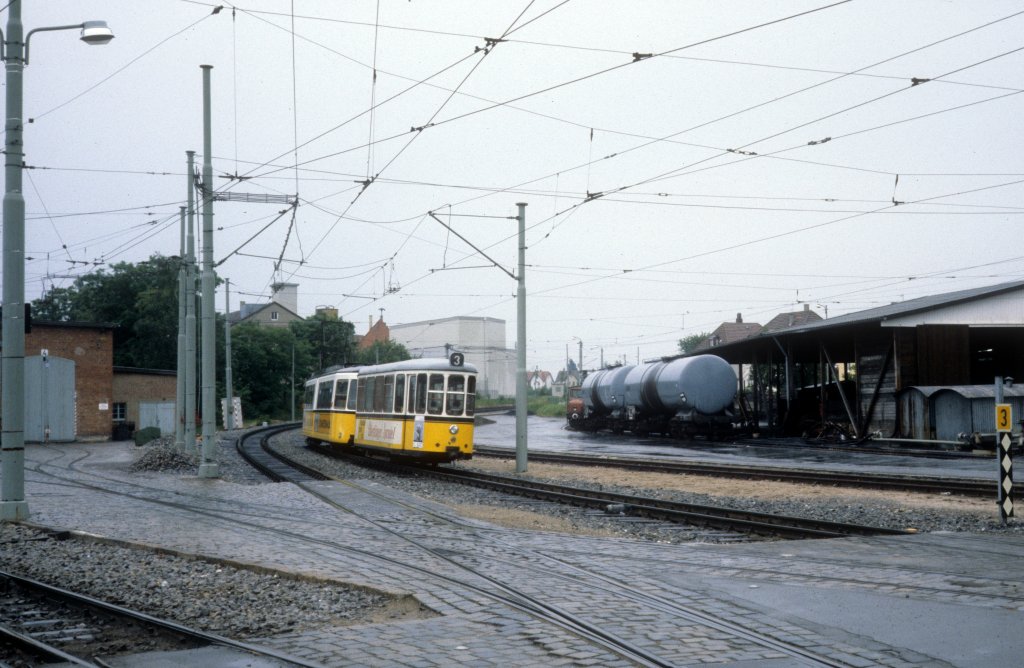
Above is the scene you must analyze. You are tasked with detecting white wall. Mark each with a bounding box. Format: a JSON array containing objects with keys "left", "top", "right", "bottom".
[{"left": 391, "top": 317, "right": 516, "bottom": 398}]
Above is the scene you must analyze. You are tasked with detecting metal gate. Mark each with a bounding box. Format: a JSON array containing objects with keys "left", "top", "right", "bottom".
[
  {"left": 139, "top": 402, "right": 176, "bottom": 435},
  {"left": 25, "top": 355, "right": 76, "bottom": 442}
]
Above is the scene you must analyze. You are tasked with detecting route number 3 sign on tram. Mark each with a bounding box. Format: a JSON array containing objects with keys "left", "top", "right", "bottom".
[{"left": 996, "top": 403, "right": 1012, "bottom": 432}]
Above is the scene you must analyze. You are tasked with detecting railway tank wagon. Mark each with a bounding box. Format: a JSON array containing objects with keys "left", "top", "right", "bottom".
[
  {"left": 580, "top": 364, "right": 635, "bottom": 426},
  {"left": 304, "top": 354, "right": 478, "bottom": 462},
  {"left": 569, "top": 354, "right": 738, "bottom": 438}
]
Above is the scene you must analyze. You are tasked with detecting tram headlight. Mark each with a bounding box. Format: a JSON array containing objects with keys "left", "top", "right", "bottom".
[{"left": 449, "top": 424, "right": 459, "bottom": 435}]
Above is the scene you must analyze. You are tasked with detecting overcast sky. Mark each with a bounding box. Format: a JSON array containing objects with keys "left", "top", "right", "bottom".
[{"left": 8, "top": 1, "right": 1024, "bottom": 373}]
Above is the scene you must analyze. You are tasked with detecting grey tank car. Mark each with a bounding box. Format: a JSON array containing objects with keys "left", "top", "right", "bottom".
[{"left": 567, "top": 354, "right": 738, "bottom": 438}]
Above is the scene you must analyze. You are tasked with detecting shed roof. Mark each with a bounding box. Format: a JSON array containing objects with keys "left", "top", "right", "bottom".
[
  {"left": 900, "top": 385, "right": 1024, "bottom": 399},
  {"left": 780, "top": 280, "right": 1024, "bottom": 335}
]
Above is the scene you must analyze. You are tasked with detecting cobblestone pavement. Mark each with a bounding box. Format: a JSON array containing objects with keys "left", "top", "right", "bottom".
[{"left": 12, "top": 439, "right": 1024, "bottom": 667}]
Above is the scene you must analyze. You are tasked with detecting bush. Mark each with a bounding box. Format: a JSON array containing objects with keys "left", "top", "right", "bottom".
[
  {"left": 133, "top": 426, "right": 161, "bottom": 447},
  {"left": 528, "top": 396, "right": 566, "bottom": 418}
]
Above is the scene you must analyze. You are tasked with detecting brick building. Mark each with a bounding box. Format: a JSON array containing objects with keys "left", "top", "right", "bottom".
[
  {"left": 2, "top": 322, "right": 181, "bottom": 441},
  {"left": 358, "top": 316, "right": 390, "bottom": 350},
  {"left": 112, "top": 367, "right": 178, "bottom": 436},
  {"left": 1, "top": 322, "right": 114, "bottom": 440}
]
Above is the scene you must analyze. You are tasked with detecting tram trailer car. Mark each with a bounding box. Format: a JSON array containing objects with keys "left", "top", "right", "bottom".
[
  {"left": 567, "top": 354, "right": 737, "bottom": 438},
  {"left": 303, "top": 355, "right": 478, "bottom": 462}
]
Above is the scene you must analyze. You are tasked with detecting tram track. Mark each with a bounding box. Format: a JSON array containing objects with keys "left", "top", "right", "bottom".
[
  {"left": 474, "top": 444, "right": 995, "bottom": 497},
  {"left": 0, "top": 566, "right": 294, "bottom": 668},
  {"left": 244, "top": 427, "right": 858, "bottom": 667},
  {"left": 295, "top": 440, "right": 907, "bottom": 540}
]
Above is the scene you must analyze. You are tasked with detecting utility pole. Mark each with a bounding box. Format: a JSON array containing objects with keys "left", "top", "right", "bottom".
[
  {"left": 184, "top": 151, "right": 197, "bottom": 453},
  {"left": 198, "top": 64, "right": 219, "bottom": 478},
  {"left": 175, "top": 206, "right": 187, "bottom": 452},
  {"left": 426, "top": 205, "right": 529, "bottom": 471},
  {"left": 224, "top": 278, "right": 234, "bottom": 430},
  {"left": 515, "top": 202, "right": 528, "bottom": 474}
]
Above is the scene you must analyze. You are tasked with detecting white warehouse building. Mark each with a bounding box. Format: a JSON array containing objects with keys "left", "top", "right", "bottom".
[{"left": 389, "top": 316, "right": 516, "bottom": 399}]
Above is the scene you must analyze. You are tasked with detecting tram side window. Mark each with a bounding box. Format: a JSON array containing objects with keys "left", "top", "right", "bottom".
[
  {"left": 333, "top": 380, "right": 348, "bottom": 409},
  {"left": 370, "top": 375, "right": 385, "bottom": 412},
  {"left": 316, "top": 380, "right": 334, "bottom": 410},
  {"left": 303, "top": 385, "right": 315, "bottom": 409},
  {"left": 415, "top": 373, "right": 427, "bottom": 414},
  {"left": 382, "top": 375, "right": 394, "bottom": 413},
  {"left": 358, "top": 378, "right": 371, "bottom": 412},
  {"left": 394, "top": 374, "right": 405, "bottom": 413},
  {"left": 406, "top": 375, "right": 417, "bottom": 413},
  {"left": 347, "top": 381, "right": 358, "bottom": 410},
  {"left": 427, "top": 373, "right": 445, "bottom": 415},
  {"left": 466, "top": 376, "right": 476, "bottom": 416},
  {"left": 446, "top": 374, "right": 465, "bottom": 416}
]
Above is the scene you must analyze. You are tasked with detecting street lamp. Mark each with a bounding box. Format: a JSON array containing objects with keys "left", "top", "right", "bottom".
[{"left": 1, "top": 3, "right": 114, "bottom": 522}]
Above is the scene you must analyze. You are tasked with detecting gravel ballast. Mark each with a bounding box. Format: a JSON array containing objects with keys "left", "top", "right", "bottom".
[{"left": 266, "top": 430, "right": 1018, "bottom": 542}]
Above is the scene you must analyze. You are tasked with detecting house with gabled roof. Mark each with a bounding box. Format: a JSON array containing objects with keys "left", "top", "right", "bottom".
[
  {"left": 761, "top": 304, "right": 823, "bottom": 333},
  {"left": 693, "top": 313, "right": 762, "bottom": 352},
  {"left": 228, "top": 282, "right": 303, "bottom": 328}
]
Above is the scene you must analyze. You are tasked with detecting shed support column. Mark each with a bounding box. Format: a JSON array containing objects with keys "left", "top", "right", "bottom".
[{"left": 821, "top": 343, "right": 857, "bottom": 438}]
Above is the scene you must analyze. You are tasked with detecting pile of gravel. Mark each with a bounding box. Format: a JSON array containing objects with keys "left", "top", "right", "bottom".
[
  {"left": 129, "top": 433, "right": 268, "bottom": 485},
  {"left": 129, "top": 437, "right": 197, "bottom": 472}
]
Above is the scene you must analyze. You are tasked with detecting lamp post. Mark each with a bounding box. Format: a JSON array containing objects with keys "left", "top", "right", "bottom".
[{"left": 1, "top": 3, "right": 113, "bottom": 522}]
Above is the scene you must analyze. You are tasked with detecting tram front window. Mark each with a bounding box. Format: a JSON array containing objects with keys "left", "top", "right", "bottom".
[
  {"left": 427, "top": 373, "right": 445, "bottom": 415},
  {"left": 446, "top": 374, "right": 465, "bottom": 416},
  {"left": 466, "top": 376, "right": 476, "bottom": 416}
]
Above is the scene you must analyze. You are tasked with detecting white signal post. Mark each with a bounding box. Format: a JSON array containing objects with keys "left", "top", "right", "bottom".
[{"left": 995, "top": 377, "right": 1014, "bottom": 524}]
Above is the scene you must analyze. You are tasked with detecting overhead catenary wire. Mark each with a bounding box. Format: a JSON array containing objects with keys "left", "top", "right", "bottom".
[
  {"left": 27, "top": 2, "right": 1022, "bottom": 367},
  {"left": 33, "top": 12, "right": 219, "bottom": 121},
  {"left": 271, "top": 0, "right": 861, "bottom": 303},
  {"left": 254, "top": 7, "right": 1024, "bottom": 253}
]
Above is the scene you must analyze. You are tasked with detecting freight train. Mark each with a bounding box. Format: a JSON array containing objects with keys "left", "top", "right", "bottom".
[
  {"left": 566, "top": 354, "right": 738, "bottom": 438},
  {"left": 303, "top": 353, "right": 477, "bottom": 462}
]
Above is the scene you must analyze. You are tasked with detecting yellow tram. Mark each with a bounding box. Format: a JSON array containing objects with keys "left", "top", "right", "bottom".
[{"left": 302, "top": 354, "right": 477, "bottom": 462}]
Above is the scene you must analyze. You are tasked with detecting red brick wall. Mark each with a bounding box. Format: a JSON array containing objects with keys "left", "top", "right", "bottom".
[
  {"left": 24, "top": 324, "right": 113, "bottom": 439},
  {"left": 112, "top": 372, "right": 177, "bottom": 426},
  {"left": 358, "top": 319, "right": 390, "bottom": 350}
]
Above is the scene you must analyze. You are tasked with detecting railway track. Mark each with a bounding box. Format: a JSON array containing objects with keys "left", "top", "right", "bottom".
[
  {"left": 474, "top": 444, "right": 996, "bottom": 497},
  {"left": 241, "top": 427, "right": 858, "bottom": 667},
  {"left": 413, "top": 461, "right": 908, "bottom": 539},
  {"left": 252, "top": 430, "right": 908, "bottom": 540},
  {"left": 0, "top": 568, "right": 263, "bottom": 667}
]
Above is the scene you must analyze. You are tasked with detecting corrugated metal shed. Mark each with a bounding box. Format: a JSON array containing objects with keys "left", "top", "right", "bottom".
[{"left": 900, "top": 384, "right": 1024, "bottom": 441}]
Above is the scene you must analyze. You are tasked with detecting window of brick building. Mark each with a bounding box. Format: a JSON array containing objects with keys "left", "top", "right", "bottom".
[{"left": 113, "top": 403, "right": 127, "bottom": 422}]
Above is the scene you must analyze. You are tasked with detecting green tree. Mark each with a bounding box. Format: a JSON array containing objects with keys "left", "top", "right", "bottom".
[
  {"left": 229, "top": 323, "right": 313, "bottom": 421},
  {"left": 678, "top": 331, "right": 710, "bottom": 355},
  {"left": 31, "top": 254, "right": 183, "bottom": 369},
  {"left": 289, "top": 315, "right": 356, "bottom": 371},
  {"left": 353, "top": 339, "right": 410, "bottom": 365}
]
